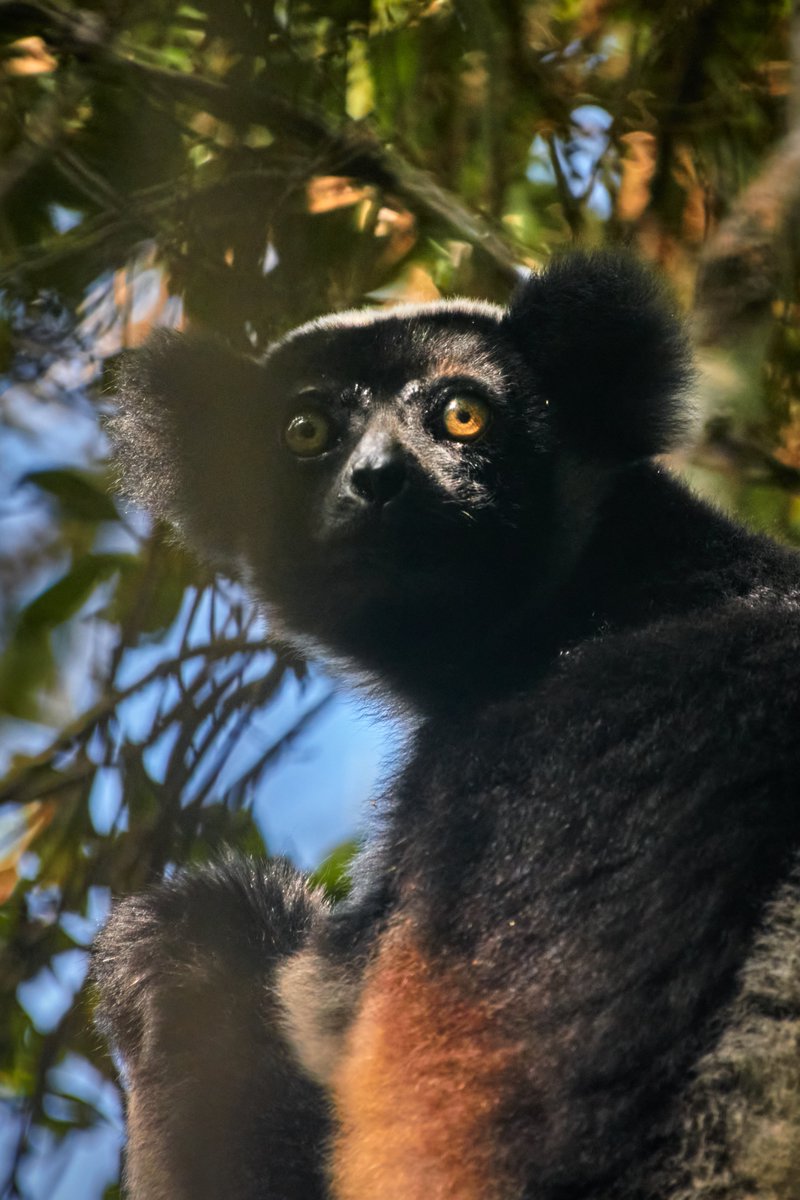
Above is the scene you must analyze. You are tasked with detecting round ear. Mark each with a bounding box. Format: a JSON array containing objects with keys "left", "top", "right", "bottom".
[
  {"left": 110, "top": 330, "right": 268, "bottom": 564},
  {"left": 502, "top": 251, "right": 695, "bottom": 460}
]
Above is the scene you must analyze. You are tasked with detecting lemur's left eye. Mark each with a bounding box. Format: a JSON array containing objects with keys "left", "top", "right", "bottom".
[
  {"left": 441, "top": 395, "right": 491, "bottom": 442},
  {"left": 285, "top": 412, "right": 332, "bottom": 457}
]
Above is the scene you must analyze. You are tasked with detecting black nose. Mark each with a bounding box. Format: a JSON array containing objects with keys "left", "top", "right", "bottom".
[{"left": 350, "top": 455, "right": 407, "bottom": 506}]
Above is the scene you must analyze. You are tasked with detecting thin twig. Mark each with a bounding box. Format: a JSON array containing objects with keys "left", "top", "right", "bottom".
[
  {"left": 545, "top": 133, "right": 583, "bottom": 240},
  {"left": 0, "top": 636, "right": 277, "bottom": 806}
]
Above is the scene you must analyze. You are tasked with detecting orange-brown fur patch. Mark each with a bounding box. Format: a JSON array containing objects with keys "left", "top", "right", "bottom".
[{"left": 330, "top": 922, "right": 523, "bottom": 1200}]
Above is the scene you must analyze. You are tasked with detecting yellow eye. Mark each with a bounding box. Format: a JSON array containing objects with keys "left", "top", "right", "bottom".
[
  {"left": 442, "top": 395, "right": 491, "bottom": 442},
  {"left": 285, "top": 412, "right": 332, "bottom": 457}
]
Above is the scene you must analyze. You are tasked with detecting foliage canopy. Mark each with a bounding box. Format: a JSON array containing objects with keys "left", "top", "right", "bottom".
[{"left": 1, "top": 1, "right": 800, "bottom": 1195}]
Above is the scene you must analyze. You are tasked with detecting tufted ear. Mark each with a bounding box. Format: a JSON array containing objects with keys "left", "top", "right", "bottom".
[
  {"left": 110, "top": 331, "right": 267, "bottom": 564},
  {"left": 502, "top": 251, "right": 694, "bottom": 460}
]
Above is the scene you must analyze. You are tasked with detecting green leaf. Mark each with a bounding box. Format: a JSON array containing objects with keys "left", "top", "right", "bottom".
[
  {"left": 309, "top": 839, "right": 359, "bottom": 902},
  {"left": 18, "top": 554, "right": 137, "bottom": 637},
  {"left": 24, "top": 469, "right": 120, "bottom": 524},
  {"left": 0, "top": 627, "right": 55, "bottom": 719},
  {"left": 105, "top": 540, "right": 197, "bottom": 636}
]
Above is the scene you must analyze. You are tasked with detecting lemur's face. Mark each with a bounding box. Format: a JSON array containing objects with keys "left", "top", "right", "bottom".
[
  {"left": 255, "top": 307, "right": 551, "bottom": 596},
  {"left": 203, "top": 306, "right": 558, "bottom": 654}
]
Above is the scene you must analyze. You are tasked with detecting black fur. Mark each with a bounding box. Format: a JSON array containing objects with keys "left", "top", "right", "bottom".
[
  {"left": 96, "top": 251, "right": 800, "bottom": 1199},
  {"left": 504, "top": 252, "right": 694, "bottom": 458}
]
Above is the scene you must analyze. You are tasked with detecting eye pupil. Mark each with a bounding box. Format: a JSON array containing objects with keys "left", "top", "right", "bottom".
[{"left": 442, "top": 395, "right": 491, "bottom": 442}]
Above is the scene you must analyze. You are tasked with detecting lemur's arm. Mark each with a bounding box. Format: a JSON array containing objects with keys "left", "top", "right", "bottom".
[{"left": 93, "top": 858, "right": 331, "bottom": 1200}]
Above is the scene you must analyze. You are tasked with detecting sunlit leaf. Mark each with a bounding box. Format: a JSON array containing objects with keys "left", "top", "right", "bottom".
[
  {"left": 0, "top": 802, "right": 55, "bottom": 903},
  {"left": 309, "top": 839, "right": 359, "bottom": 902}
]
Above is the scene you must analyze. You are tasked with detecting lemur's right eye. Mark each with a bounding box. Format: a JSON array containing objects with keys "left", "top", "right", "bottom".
[
  {"left": 441, "top": 394, "right": 491, "bottom": 442},
  {"left": 284, "top": 412, "right": 332, "bottom": 457}
]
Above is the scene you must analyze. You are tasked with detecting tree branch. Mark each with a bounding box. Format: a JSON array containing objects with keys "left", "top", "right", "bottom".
[
  {"left": 685, "top": 423, "right": 800, "bottom": 494},
  {"left": 0, "top": 0, "right": 523, "bottom": 284},
  {"left": 545, "top": 133, "right": 583, "bottom": 240},
  {"left": 0, "top": 73, "right": 86, "bottom": 202},
  {"left": 693, "top": 3, "right": 800, "bottom": 344},
  {"left": 693, "top": 128, "right": 800, "bottom": 343},
  {"left": 0, "top": 636, "right": 276, "bottom": 808}
]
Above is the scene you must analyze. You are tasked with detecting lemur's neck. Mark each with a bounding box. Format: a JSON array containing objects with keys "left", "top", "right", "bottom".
[{"left": 325, "top": 465, "right": 787, "bottom": 718}]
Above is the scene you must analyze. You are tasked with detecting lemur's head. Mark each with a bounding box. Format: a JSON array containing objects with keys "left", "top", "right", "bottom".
[{"left": 114, "top": 252, "right": 692, "bottom": 679}]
